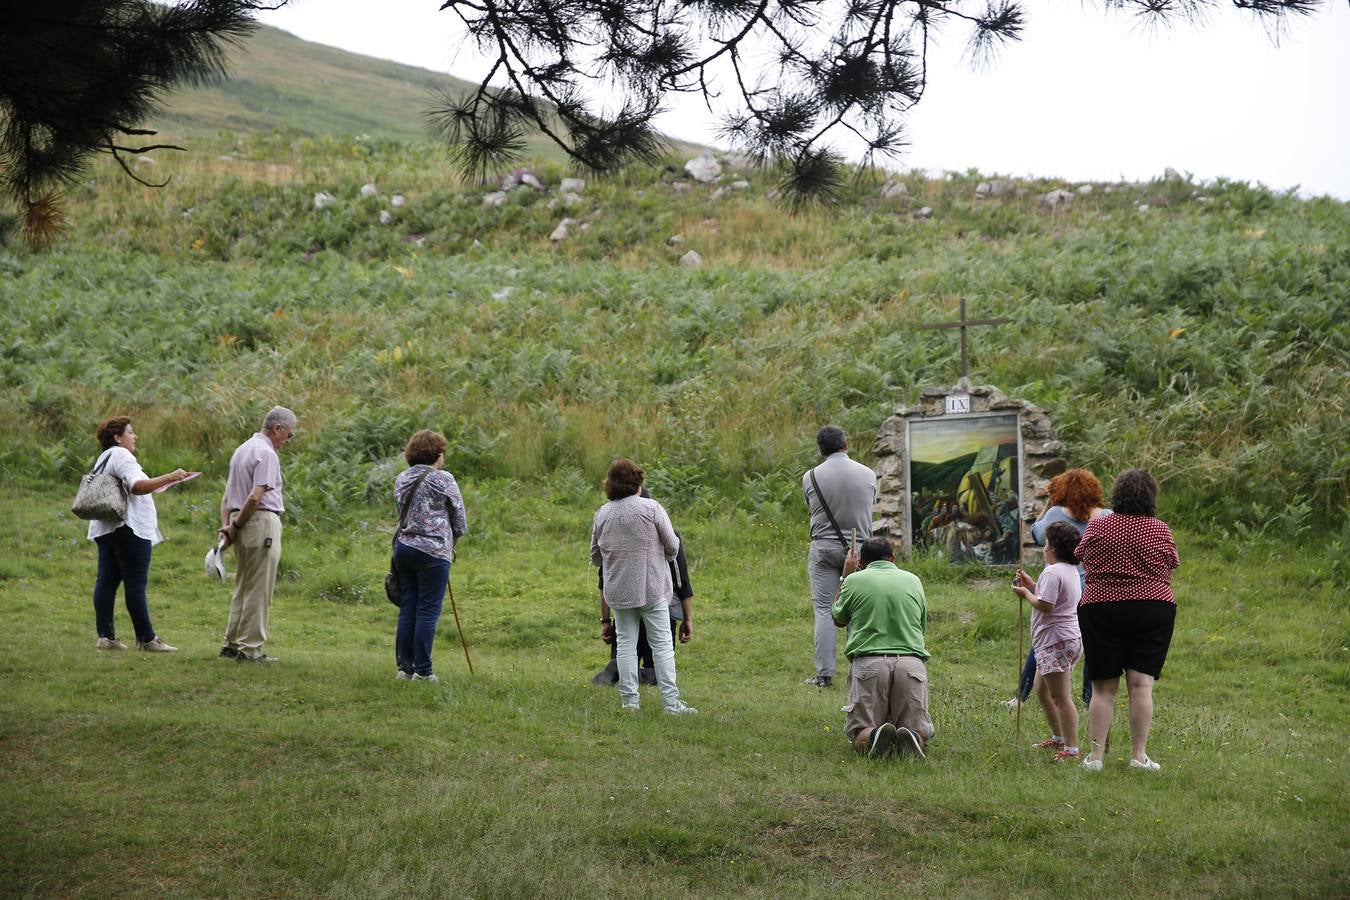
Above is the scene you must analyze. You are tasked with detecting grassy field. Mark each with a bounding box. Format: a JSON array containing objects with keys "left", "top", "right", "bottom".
[
  {"left": 2, "top": 50, "right": 1347, "bottom": 892},
  {"left": 1, "top": 477, "right": 1345, "bottom": 897}
]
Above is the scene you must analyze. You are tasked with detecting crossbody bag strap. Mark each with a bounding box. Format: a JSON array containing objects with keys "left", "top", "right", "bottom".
[
  {"left": 393, "top": 470, "right": 434, "bottom": 543},
  {"left": 809, "top": 468, "right": 850, "bottom": 550}
]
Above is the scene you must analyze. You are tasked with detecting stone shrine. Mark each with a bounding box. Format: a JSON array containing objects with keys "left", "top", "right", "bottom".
[{"left": 872, "top": 380, "right": 1065, "bottom": 564}]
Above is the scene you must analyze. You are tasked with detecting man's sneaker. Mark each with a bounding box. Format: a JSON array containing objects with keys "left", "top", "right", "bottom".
[
  {"left": 867, "top": 722, "right": 897, "bottom": 759},
  {"left": 1033, "top": 737, "right": 1066, "bottom": 750},
  {"left": 96, "top": 637, "right": 127, "bottom": 651},
  {"left": 895, "top": 726, "right": 926, "bottom": 760},
  {"left": 620, "top": 701, "right": 640, "bottom": 712},
  {"left": 1129, "top": 756, "right": 1161, "bottom": 771},
  {"left": 137, "top": 637, "right": 178, "bottom": 652},
  {"left": 1080, "top": 757, "right": 1104, "bottom": 772},
  {"left": 1053, "top": 748, "right": 1080, "bottom": 763},
  {"left": 411, "top": 673, "right": 440, "bottom": 683},
  {"left": 219, "top": 646, "right": 240, "bottom": 659},
  {"left": 237, "top": 654, "right": 279, "bottom": 663},
  {"left": 395, "top": 670, "right": 412, "bottom": 681},
  {"left": 663, "top": 701, "right": 698, "bottom": 715},
  {"left": 801, "top": 674, "right": 833, "bottom": 688}
]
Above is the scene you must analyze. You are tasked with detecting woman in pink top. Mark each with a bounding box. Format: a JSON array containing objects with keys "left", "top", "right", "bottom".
[
  {"left": 1012, "top": 521, "right": 1083, "bottom": 761},
  {"left": 1075, "top": 469, "right": 1180, "bottom": 772}
]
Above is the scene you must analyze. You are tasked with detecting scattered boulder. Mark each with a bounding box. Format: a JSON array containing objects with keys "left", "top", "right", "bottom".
[
  {"left": 559, "top": 177, "right": 586, "bottom": 194},
  {"left": 482, "top": 191, "right": 508, "bottom": 208},
  {"left": 916, "top": 206, "right": 933, "bottom": 219},
  {"left": 1163, "top": 167, "right": 1183, "bottom": 182},
  {"left": 403, "top": 234, "right": 426, "bottom": 246},
  {"left": 217, "top": 154, "right": 235, "bottom": 162},
  {"left": 671, "top": 181, "right": 691, "bottom": 194},
  {"left": 390, "top": 194, "right": 406, "bottom": 208},
  {"left": 549, "top": 218, "right": 578, "bottom": 242},
  {"left": 379, "top": 210, "right": 392, "bottom": 225},
  {"left": 1040, "top": 189, "right": 1074, "bottom": 208},
  {"left": 360, "top": 183, "right": 379, "bottom": 197},
  {"left": 313, "top": 191, "right": 336, "bottom": 210},
  {"left": 1138, "top": 203, "right": 1150, "bottom": 213},
  {"left": 521, "top": 173, "right": 545, "bottom": 191},
  {"left": 135, "top": 156, "right": 156, "bottom": 166},
  {"left": 1076, "top": 184, "right": 1093, "bottom": 195},
  {"left": 491, "top": 287, "right": 513, "bottom": 300},
  {"left": 667, "top": 234, "right": 685, "bottom": 246},
  {"left": 880, "top": 180, "right": 908, "bottom": 199},
  {"left": 729, "top": 180, "right": 750, "bottom": 191},
  {"left": 679, "top": 250, "right": 702, "bottom": 267},
  {"left": 1104, "top": 186, "right": 1115, "bottom": 194},
  {"left": 684, "top": 151, "right": 722, "bottom": 184}
]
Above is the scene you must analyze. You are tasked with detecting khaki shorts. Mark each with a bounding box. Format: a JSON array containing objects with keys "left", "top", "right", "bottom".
[{"left": 844, "top": 654, "right": 935, "bottom": 745}]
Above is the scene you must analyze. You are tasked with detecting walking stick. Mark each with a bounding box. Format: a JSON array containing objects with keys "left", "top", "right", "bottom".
[
  {"left": 447, "top": 579, "right": 474, "bottom": 674},
  {"left": 1015, "top": 536, "right": 1025, "bottom": 746}
]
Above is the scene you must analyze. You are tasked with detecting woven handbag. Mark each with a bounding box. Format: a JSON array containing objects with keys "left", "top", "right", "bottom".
[{"left": 72, "top": 452, "right": 128, "bottom": 521}]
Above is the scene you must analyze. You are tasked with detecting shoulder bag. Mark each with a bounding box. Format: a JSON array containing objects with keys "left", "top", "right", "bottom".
[
  {"left": 72, "top": 451, "right": 128, "bottom": 521},
  {"left": 809, "top": 467, "right": 851, "bottom": 551},
  {"left": 384, "top": 469, "right": 433, "bottom": 607}
]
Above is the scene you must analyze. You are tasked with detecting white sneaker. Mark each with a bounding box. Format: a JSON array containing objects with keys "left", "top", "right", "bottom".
[
  {"left": 411, "top": 673, "right": 439, "bottom": 683},
  {"left": 1129, "top": 756, "right": 1161, "bottom": 771},
  {"left": 1080, "top": 757, "right": 1104, "bottom": 772},
  {"left": 663, "top": 701, "right": 698, "bottom": 715},
  {"left": 620, "top": 702, "right": 640, "bottom": 712},
  {"left": 95, "top": 637, "right": 127, "bottom": 651},
  {"left": 137, "top": 637, "right": 178, "bottom": 652},
  {"left": 395, "top": 671, "right": 412, "bottom": 681}
]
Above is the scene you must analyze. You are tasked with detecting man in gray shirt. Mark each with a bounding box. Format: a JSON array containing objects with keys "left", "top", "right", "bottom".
[{"left": 802, "top": 426, "right": 878, "bottom": 687}]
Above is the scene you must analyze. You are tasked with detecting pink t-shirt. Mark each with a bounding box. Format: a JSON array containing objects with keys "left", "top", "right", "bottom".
[{"left": 1031, "top": 561, "right": 1082, "bottom": 651}]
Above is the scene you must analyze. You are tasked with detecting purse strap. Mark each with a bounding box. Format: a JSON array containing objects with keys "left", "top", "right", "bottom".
[
  {"left": 91, "top": 449, "right": 114, "bottom": 477},
  {"left": 809, "top": 467, "right": 850, "bottom": 550},
  {"left": 393, "top": 469, "right": 434, "bottom": 542}
]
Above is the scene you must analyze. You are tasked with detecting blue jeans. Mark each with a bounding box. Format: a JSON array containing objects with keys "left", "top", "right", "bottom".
[
  {"left": 1018, "top": 649, "right": 1093, "bottom": 706},
  {"left": 393, "top": 542, "right": 449, "bottom": 676},
  {"left": 93, "top": 525, "right": 155, "bottom": 643}
]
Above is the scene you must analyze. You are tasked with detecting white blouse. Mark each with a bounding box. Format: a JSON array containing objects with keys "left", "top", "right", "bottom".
[{"left": 85, "top": 447, "right": 164, "bottom": 546}]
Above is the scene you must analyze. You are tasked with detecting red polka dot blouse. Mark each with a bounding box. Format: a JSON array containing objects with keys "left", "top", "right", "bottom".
[{"left": 1076, "top": 513, "right": 1180, "bottom": 605}]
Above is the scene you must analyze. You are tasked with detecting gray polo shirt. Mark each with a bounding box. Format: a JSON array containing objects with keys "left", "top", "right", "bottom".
[{"left": 803, "top": 452, "right": 877, "bottom": 544}]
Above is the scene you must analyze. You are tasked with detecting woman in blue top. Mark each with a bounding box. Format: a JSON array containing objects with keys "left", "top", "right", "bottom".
[{"left": 1007, "top": 469, "right": 1109, "bottom": 715}]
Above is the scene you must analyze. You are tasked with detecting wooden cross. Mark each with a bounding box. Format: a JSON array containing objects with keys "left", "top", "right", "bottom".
[{"left": 918, "top": 297, "right": 1011, "bottom": 380}]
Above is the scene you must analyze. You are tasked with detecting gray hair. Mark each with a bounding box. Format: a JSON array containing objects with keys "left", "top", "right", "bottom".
[{"left": 261, "top": 406, "right": 297, "bottom": 432}]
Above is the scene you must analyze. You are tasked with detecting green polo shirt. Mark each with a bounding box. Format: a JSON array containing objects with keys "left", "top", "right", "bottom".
[{"left": 831, "top": 560, "right": 929, "bottom": 661}]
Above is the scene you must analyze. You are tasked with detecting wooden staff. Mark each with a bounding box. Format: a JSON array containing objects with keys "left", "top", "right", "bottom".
[
  {"left": 1015, "top": 535, "right": 1025, "bottom": 746},
  {"left": 447, "top": 579, "right": 474, "bottom": 674}
]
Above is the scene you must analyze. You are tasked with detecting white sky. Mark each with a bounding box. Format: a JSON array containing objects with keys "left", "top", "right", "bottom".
[{"left": 257, "top": 1, "right": 1350, "bottom": 198}]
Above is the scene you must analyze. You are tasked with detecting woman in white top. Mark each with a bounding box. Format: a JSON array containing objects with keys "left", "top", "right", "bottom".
[{"left": 87, "top": 417, "right": 188, "bottom": 652}]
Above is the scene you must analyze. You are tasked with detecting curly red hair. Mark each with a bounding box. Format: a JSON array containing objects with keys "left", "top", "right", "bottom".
[{"left": 1047, "top": 468, "right": 1104, "bottom": 522}]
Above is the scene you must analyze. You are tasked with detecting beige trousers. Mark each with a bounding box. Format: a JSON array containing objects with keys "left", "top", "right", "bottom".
[
  {"left": 223, "top": 513, "right": 281, "bottom": 659},
  {"left": 844, "top": 654, "right": 935, "bottom": 744}
]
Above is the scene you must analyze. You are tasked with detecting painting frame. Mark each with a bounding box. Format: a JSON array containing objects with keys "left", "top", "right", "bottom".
[{"left": 904, "top": 411, "right": 1023, "bottom": 567}]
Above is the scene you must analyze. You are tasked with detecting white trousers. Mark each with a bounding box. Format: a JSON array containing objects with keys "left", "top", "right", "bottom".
[{"left": 614, "top": 598, "right": 680, "bottom": 710}]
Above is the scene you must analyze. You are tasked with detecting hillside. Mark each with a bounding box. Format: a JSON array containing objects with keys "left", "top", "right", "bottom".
[
  {"left": 1, "top": 138, "right": 1345, "bottom": 537},
  {"left": 156, "top": 25, "right": 474, "bottom": 143}
]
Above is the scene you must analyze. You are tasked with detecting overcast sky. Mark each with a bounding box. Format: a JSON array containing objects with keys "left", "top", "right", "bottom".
[{"left": 256, "top": 1, "right": 1350, "bottom": 199}]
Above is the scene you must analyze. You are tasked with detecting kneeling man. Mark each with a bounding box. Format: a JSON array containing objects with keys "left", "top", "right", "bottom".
[{"left": 832, "top": 537, "right": 934, "bottom": 758}]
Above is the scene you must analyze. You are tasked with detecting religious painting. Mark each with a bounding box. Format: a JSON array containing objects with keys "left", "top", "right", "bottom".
[{"left": 907, "top": 413, "right": 1021, "bottom": 565}]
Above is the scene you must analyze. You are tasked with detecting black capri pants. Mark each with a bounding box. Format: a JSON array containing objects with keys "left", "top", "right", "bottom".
[{"left": 1078, "top": 599, "right": 1176, "bottom": 681}]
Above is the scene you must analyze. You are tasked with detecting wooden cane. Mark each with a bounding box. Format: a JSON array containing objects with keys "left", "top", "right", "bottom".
[{"left": 447, "top": 579, "right": 474, "bottom": 674}]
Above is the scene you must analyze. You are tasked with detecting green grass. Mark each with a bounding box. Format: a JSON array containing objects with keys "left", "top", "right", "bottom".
[{"left": 1, "top": 482, "right": 1345, "bottom": 897}]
